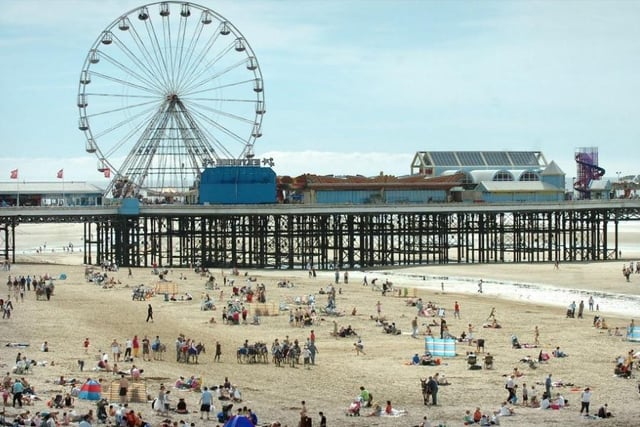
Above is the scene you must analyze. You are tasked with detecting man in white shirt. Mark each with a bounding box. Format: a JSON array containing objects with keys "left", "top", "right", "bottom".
[
  {"left": 580, "top": 387, "right": 592, "bottom": 416},
  {"left": 499, "top": 402, "right": 514, "bottom": 416},
  {"left": 554, "top": 393, "right": 565, "bottom": 408},
  {"left": 540, "top": 396, "right": 551, "bottom": 409}
]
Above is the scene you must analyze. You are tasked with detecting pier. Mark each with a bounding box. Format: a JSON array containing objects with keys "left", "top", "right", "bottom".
[{"left": 1, "top": 201, "right": 639, "bottom": 269}]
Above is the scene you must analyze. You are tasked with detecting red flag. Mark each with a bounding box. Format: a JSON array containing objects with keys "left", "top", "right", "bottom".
[
  {"left": 10, "top": 169, "right": 18, "bottom": 179},
  {"left": 103, "top": 168, "right": 111, "bottom": 178},
  {"left": 57, "top": 169, "right": 64, "bottom": 179}
]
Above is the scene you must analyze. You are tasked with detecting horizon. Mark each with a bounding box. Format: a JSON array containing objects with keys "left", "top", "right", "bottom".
[{"left": 1, "top": 1, "right": 640, "bottom": 182}]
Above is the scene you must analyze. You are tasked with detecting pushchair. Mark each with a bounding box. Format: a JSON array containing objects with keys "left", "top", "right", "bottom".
[
  {"left": 52, "top": 394, "right": 64, "bottom": 409},
  {"left": 346, "top": 399, "right": 361, "bottom": 416}
]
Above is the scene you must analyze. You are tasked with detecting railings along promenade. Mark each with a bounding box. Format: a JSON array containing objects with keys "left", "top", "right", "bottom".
[{"left": 1, "top": 201, "right": 640, "bottom": 268}]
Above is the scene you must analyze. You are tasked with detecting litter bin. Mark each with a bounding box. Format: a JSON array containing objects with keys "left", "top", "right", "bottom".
[{"left": 164, "top": 293, "right": 169, "bottom": 302}]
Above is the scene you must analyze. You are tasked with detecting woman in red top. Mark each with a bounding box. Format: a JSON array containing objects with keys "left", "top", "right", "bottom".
[
  {"left": 132, "top": 336, "right": 140, "bottom": 358},
  {"left": 473, "top": 407, "right": 482, "bottom": 423}
]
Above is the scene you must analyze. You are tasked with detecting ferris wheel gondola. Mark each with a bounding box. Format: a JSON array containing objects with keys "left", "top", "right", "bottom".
[{"left": 77, "top": 1, "right": 265, "bottom": 198}]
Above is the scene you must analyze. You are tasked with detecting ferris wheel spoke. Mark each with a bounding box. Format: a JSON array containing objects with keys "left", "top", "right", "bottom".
[
  {"left": 125, "top": 20, "right": 172, "bottom": 91},
  {"left": 97, "top": 46, "right": 166, "bottom": 94},
  {"left": 187, "top": 99, "right": 256, "bottom": 125},
  {"left": 178, "top": 39, "right": 236, "bottom": 94},
  {"left": 116, "top": 112, "right": 170, "bottom": 177},
  {"left": 91, "top": 104, "right": 158, "bottom": 141},
  {"left": 102, "top": 117, "right": 151, "bottom": 160},
  {"left": 88, "top": 69, "right": 163, "bottom": 97},
  {"left": 182, "top": 58, "right": 249, "bottom": 95},
  {"left": 189, "top": 107, "right": 250, "bottom": 147},
  {"left": 85, "top": 97, "right": 159, "bottom": 120},
  {"left": 199, "top": 126, "right": 235, "bottom": 159},
  {"left": 176, "top": 23, "right": 226, "bottom": 92},
  {"left": 173, "top": 13, "right": 191, "bottom": 87},
  {"left": 174, "top": 16, "right": 211, "bottom": 89},
  {"left": 184, "top": 79, "right": 256, "bottom": 100}
]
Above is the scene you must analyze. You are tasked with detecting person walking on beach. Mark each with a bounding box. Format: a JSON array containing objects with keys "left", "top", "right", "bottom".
[
  {"left": 214, "top": 341, "right": 222, "bottom": 362},
  {"left": 318, "top": 411, "right": 327, "bottom": 427},
  {"left": 376, "top": 300, "right": 381, "bottom": 317},
  {"left": 454, "top": 301, "right": 460, "bottom": 319},
  {"left": 588, "top": 295, "right": 594, "bottom": 311},
  {"left": 486, "top": 307, "right": 496, "bottom": 321},
  {"left": 534, "top": 326, "right": 540, "bottom": 346},
  {"left": 578, "top": 300, "right": 585, "bottom": 319},
  {"left": 146, "top": 304, "right": 153, "bottom": 322},
  {"left": 477, "top": 279, "right": 483, "bottom": 294},
  {"left": 411, "top": 317, "right": 419, "bottom": 338},
  {"left": 580, "top": 387, "right": 592, "bottom": 416}
]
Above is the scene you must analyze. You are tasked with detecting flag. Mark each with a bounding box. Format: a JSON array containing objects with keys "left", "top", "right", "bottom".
[
  {"left": 10, "top": 169, "right": 18, "bottom": 179},
  {"left": 103, "top": 168, "right": 111, "bottom": 178},
  {"left": 57, "top": 169, "right": 64, "bottom": 179}
]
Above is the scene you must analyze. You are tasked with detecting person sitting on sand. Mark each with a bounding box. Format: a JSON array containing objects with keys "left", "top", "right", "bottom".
[
  {"left": 419, "top": 352, "right": 436, "bottom": 366},
  {"left": 64, "top": 393, "right": 74, "bottom": 408},
  {"left": 497, "top": 401, "right": 515, "bottom": 416},
  {"left": 614, "top": 362, "right": 631, "bottom": 378},
  {"left": 367, "top": 403, "right": 382, "bottom": 417},
  {"left": 550, "top": 392, "right": 566, "bottom": 410},
  {"left": 463, "top": 410, "right": 474, "bottom": 425},
  {"left": 383, "top": 400, "right": 406, "bottom": 416},
  {"left": 609, "top": 327, "right": 623, "bottom": 336},
  {"left": 538, "top": 350, "right": 550, "bottom": 362},
  {"left": 597, "top": 403, "right": 613, "bottom": 418},
  {"left": 434, "top": 372, "right": 450, "bottom": 385},
  {"left": 483, "top": 319, "right": 501, "bottom": 328},
  {"left": 540, "top": 395, "right": 551, "bottom": 409},
  {"left": 96, "top": 359, "right": 110, "bottom": 372},
  {"left": 483, "top": 353, "right": 494, "bottom": 369},
  {"left": 175, "top": 398, "right": 188, "bottom": 414},
  {"left": 552, "top": 346, "right": 567, "bottom": 358}
]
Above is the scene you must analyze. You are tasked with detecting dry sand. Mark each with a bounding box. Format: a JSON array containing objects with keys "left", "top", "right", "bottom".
[
  {"left": 2, "top": 256, "right": 640, "bottom": 427},
  {"left": 2, "top": 223, "right": 640, "bottom": 426}
]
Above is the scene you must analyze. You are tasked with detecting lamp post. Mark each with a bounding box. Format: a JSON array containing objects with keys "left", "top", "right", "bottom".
[{"left": 616, "top": 171, "right": 621, "bottom": 198}]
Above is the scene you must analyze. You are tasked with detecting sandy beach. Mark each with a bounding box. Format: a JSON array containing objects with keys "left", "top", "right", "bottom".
[{"left": 2, "top": 225, "right": 640, "bottom": 427}]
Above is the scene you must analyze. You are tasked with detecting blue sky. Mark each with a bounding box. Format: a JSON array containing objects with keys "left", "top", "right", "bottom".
[{"left": 1, "top": 0, "right": 639, "bottom": 183}]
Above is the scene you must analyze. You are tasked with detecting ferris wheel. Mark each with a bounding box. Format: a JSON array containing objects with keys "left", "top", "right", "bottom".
[{"left": 77, "top": 1, "right": 265, "bottom": 198}]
